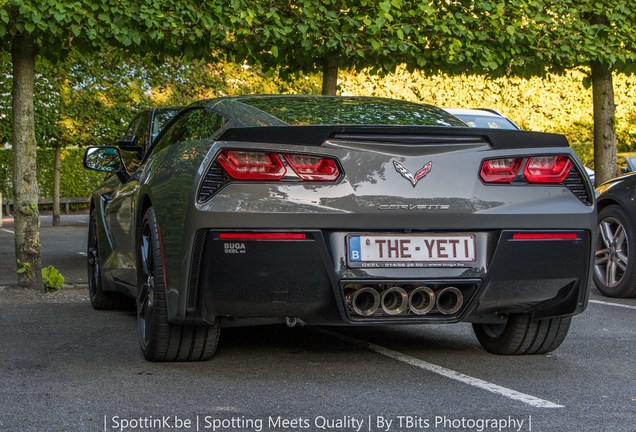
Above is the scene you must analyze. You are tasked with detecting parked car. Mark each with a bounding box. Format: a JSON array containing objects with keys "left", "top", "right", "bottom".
[
  {"left": 617, "top": 152, "right": 636, "bottom": 174},
  {"left": 594, "top": 173, "right": 636, "bottom": 297},
  {"left": 83, "top": 95, "right": 595, "bottom": 362},
  {"left": 444, "top": 108, "right": 520, "bottom": 130}
]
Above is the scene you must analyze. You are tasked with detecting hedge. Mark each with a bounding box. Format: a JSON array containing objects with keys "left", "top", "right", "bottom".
[{"left": 0, "top": 147, "right": 104, "bottom": 199}]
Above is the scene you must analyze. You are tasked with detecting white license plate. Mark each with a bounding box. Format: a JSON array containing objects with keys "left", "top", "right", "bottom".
[{"left": 347, "top": 234, "right": 476, "bottom": 268}]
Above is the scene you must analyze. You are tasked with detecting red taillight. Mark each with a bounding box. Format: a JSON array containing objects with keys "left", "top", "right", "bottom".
[
  {"left": 217, "top": 150, "right": 285, "bottom": 180},
  {"left": 480, "top": 155, "right": 573, "bottom": 184},
  {"left": 523, "top": 156, "right": 572, "bottom": 183},
  {"left": 479, "top": 158, "right": 524, "bottom": 183},
  {"left": 219, "top": 232, "right": 307, "bottom": 240},
  {"left": 216, "top": 150, "right": 340, "bottom": 182},
  {"left": 512, "top": 233, "right": 579, "bottom": 240},
  {"left": 284, "top": 154, "right": 340, "bottom": 181}
]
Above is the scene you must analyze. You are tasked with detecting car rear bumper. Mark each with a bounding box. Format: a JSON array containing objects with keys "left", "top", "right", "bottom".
[{"left": 178, "top": 228, "right": 592, "bottom": 326}]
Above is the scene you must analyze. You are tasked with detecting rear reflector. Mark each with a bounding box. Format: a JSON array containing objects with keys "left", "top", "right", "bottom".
[
  {"left": 219, "top": 232, "right": 307, "bottom": 240},
  {"left": 217, "top": 150, "right": 285, "bottom": 180},
  {"left": 523, "top": 156, "right": 572, "bottom": 183},
  {"left": 512, "top": 233, "right": 579, "bottom": 240},
  {"left": 284, "top": 154, "right": 340, "bottom": 181},
  {"left": 479, "top": 158, "right": 524, "bottom": 183}
]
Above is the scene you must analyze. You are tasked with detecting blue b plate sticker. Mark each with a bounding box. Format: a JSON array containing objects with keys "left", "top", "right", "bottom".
[{"left": 349, "top": 235, "right": 361, "bottom": 262}]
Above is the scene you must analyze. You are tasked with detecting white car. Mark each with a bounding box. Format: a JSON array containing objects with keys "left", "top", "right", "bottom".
[{"left": 444, "top": 108, "right": 520, "bottom": 130}]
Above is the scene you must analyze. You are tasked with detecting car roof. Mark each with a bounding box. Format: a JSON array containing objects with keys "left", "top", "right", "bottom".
[{"left": 443, "top": 108, "right": 506, "bottom": 117}]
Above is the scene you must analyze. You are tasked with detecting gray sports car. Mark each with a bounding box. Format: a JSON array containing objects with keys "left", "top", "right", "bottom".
[{"left": 83, "top": 95, "right": 595, "bottom": 362}]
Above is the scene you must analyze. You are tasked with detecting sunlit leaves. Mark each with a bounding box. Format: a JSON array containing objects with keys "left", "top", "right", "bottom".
[
  {"left": 227, "top": 0, "right": 429, "bottom": 76},
  {"left": 0, "top": 0, "right": 230, "bottom": 60}
]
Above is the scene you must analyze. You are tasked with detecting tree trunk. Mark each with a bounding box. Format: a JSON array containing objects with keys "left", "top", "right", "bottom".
[
  {"left": 591, "top": 61, "right": 617, "bottom": 185},
  {"left": 52, "top": 145, "right": 61, "bottom": 226},
  {"left": 11, "top": 34, "right": 43, "bottom": 289},
  {"left": 321, "top": 54, "right": 339, "bottom": 96}
]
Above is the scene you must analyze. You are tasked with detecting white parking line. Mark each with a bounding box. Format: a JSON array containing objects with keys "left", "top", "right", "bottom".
[
  {"left": 590, "top": 299, "right": 636, "bottom": 310},
  {"left": 316, "top": 328, "right": 564, "bottom": 409},
  {"left": 78, "top": 252, "right": 87, "bottom": 256},
  {"left": 1, "top": 228, "right": 14, "bottom": 234}
]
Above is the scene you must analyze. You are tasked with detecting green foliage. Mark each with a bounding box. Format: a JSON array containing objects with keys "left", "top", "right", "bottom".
[
  {"left": 226, "top": 0, "right": 636, "bottom": 79},
  {"left": 0, "top": 0, "right": 230, "bottom": 60},
  {"left": 0, "top": 52, "right": 321, "bottom": 149},
  {"left": 529, "top": 1, "right": 636, "bottom": 71},
  {"left": 0, "top": 147, "right": 104, "bottom": 198},
  {"left": 42, "top": 265, "right": 64, "bottom": 291},
  {"left": 228, "top": 0, "right": 428, "bottom": 75},
  {"left": 17, "top": 259, "right": 32, "bottom": 277},
  {"left": 0, "top": 53, "right": 61, "bottom": 147}
]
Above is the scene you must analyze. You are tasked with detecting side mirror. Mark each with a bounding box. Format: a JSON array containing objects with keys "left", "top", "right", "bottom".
[
  {"left": 83, "top": 146, "right": 124, "bottom": 173},
  {"left": 84, "top": 146, "right": 129, "bottom": 182}
]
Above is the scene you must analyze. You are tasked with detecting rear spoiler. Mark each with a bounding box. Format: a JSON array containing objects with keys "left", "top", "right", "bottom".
[{"left": 218, "top": 126, "right": 569, "bottom": 150}]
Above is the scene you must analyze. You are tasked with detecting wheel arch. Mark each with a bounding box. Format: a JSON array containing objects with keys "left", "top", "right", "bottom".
[
  {"left": 135, "top": 193, "right": 176, "bottom": 315},
  {"left": 597, "top": 196, "right": 636, "bottom": 224},
  {"left": 137, "top": 194, "right": 154, "bottom": 227},
  {"left": 134, "top": 192, "right": 155, "bottom": 272},
  {"left": 596, "top": 197, "right": 620, "bottom": 215}
]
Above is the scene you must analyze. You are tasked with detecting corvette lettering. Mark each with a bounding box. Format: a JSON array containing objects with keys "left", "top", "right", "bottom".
[{"left": 378, "top": 204, "right": 450, "bottom": 210}]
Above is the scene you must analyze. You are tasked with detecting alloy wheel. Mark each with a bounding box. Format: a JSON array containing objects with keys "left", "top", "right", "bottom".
[{"left": 595, "top": 216, "right": 629, "bottom": 288}]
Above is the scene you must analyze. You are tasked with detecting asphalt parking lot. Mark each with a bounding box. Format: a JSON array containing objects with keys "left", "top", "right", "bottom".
[
  {"left": 0, "top": 215, "right": 635, "bottom": 432},
  {"left": 0, "top": 214, "right": 89, "bottom": 287}
]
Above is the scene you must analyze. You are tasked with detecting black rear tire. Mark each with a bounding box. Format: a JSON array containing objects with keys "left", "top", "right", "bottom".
[
  {"left": 137, "top": 207, "right": 220, "bottom": 362},
  {"left": 88, "top": 209, "right": 122, "bottom": 310},
  {"left": 473, "top": 314, "right": 571, "bottom": 355},
  {"left": 593, "top": 205, "right": 636, "bottom": 298}
]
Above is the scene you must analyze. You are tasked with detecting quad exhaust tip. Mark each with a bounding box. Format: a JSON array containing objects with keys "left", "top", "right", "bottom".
[
  {"left": 381, "top": 286, "right": 409, "bottom": 315},
  {"left": 409, "top": 286, "right": 436, "bottom": 315},
  {"left": 436, "top": 286, "right": 464, "bottom": 315},
  {"left": 351, "top": 287, "right": 381, "bottom": 316},
  {"left": 347, "top": 284, "right": 466, "bottom": 317}
]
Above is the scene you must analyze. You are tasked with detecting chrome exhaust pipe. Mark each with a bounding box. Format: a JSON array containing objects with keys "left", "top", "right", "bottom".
[
  {"left": 381, "top": 286, "right": 409, "bottom": 315},
  {"left": 409, "top": 286, "right": 436, "bottom": 315},
  {"left": 436, "top": 287, "right": 464, "bottom": 315},
  {"left": 351, "top": 287, "right": 380, "bottom": 316}
]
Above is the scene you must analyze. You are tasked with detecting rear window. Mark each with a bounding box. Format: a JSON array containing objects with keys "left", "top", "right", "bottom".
[{"left": 238, "top": 96, "right": 466, "bottom": 127}]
